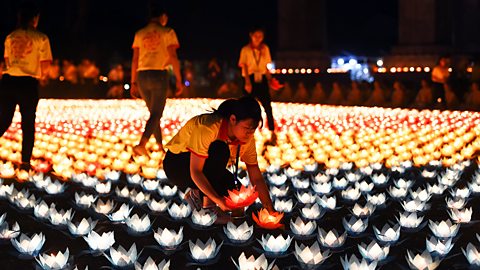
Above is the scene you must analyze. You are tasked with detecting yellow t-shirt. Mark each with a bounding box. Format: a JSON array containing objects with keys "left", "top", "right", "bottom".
[
  {"left": 165, "top": 114, "right": 258, "bottom": 165},
  {"left": 132, "top": 23, "right": 179, "bottom": 71},
  {"left": 3, "top": 28, "right": 52, "bottom": 78},
  {"left": 238, "top": 44, "right": 272, "bottom": 77}
]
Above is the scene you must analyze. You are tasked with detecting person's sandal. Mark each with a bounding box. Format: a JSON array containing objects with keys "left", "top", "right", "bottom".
[{"left": 184, "top": 189, "right": 202, "bottom": 211}]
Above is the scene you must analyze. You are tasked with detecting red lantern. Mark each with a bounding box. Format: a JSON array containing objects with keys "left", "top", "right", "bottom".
[
  {"left": 252, "top": 208, "right": 284, "bottom": 229},
  {"left": 224, "top": 185, "right": 258, "bottom": 209}
]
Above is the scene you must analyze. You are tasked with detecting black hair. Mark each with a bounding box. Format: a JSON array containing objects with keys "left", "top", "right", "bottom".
[
  {"left": 249, "top": 25, "right": 266, "bottom": 35},
  {"left": 213, "top": 96, "right": 263, "bottom": 128},
  {"left": 17, "top": 0, "right": 40, "bottom": 29},
  {"left": 149, "top": 1, "right": 167, "bottom": 19}
]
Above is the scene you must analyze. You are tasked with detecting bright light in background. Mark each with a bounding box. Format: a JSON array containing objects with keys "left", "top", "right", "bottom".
[
  {"left": 124, "top": 84, "right": 130, "bottom": 90},
  {"left": 267, "top": 62, "right": 275, "bottom": 71},
  {"left": 349, "top": 59, "right": 357, "bottom": 65},
  {"left": 376, "top": 59, "right": 383, "bottom": 67},
  {"left": 337, "top": 58, "right": 344, "bottom": 65}
]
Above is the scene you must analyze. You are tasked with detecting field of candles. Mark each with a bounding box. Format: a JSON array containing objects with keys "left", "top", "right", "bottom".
[{"left": 1, "top": 98, "right": 480, "bottom": 269}]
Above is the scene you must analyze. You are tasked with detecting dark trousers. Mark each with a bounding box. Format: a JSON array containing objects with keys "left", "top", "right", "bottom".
[
  {"left": 137, "top": 70, "right": 168, "bottom": 144},
  {"left": 432, "top": 82, "right": 447, "bottom": 107},
  {"left": 163, "top": 140, "right": 238, "bottom": 197},
  {"left": 244, "top": 75, "right": 275, "bottom": 131},
  {"left": 0, "top": 75, "right": 39, "bottom": 163}
]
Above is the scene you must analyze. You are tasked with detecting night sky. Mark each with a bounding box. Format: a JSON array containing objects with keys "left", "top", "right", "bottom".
[{"left": 0, "top": 0, "right": 397, "bottom": 70}]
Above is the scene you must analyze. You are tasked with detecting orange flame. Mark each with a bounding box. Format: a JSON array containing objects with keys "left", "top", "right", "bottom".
[
  {"left": 252, "top": 208, "right": 283, "bottom": 229},
  {"left": 225, "top": 185, "right": 258, "bottom": 209}
]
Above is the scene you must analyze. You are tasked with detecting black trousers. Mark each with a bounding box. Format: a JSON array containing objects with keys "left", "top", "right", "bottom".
[
  {"left": 0, "top": 75, "right": 39, "bottom": 163},
  {"left": 163, "top": 140, "right": 239, "bottom": 197},
  {"left": 432, "top": 82, "right": 447, "bottom": 107},
  {"left": 243, "top": 74, "right": 275, "bottom": 131}
]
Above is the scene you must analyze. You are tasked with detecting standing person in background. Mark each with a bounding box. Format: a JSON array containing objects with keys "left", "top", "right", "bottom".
[
  {"left": 0, "top": 1, "right": 52, "bottom": 172},
  {"left": 431, "top": 55, "right": 450, "bottom": 109},
  {"left": 130, "top": 4, "right": 183, "bottom": 156},
  {"left": 238, "top": 27, "right": 277, "bottom": 145}
]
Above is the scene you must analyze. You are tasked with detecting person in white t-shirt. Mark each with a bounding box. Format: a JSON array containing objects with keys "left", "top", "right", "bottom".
[
  {"left": 130, "top": 5, "right": 183, "bottom": 157},
  {"left": 238, "top": 27, "right": 276, "bottom": 144},
  {"left": 1, "top": 1, "right": 52, "bottom": 171}
]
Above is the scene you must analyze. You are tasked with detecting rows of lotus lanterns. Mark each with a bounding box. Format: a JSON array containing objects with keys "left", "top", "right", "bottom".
[{"left": 0, "top": 99, "right": 479, "bottom": 269}]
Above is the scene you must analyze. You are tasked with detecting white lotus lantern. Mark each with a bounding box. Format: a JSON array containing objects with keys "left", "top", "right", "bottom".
[
  {"left": 304, "top": 162, "right": 318, "bottom": 172},
  {"left": 397, "top": 212, "right": 424, "bottom": 229},
  {"left": 333, "top": 177, "right": 348, "bottom": 190},
  {"left": 134, "top": 257, "right": 170, "bottom": 270},
  {"left": 224, "top": 221, "right": 253, "bottom": 243},
  {"left": 358, "top": 240, "right": 390, "bottom": 261},
  {"left": 340, "top": 254, "right": 377, "bottom": 270},
  {"left": 268, "top": 174, "right": 287, "bottom": 186},
  {"left": 75, "top": 192, "right": 97, "bottom": 208},
  {"left": 266, "top": 164, "right": 280, "bottom": 174},
  {"left": 292, "top": 177, "right": 310, "bottom": 190},
  {"left": 463, "top": 243, "right": 480, "bottom": 266},
  {"left": 258, "top": 234, "right": 292, "bottom": 254},
  {"left": 318, "top": 228, "right": 346, "bottom": 248},
  {"left": 428, "top": 219, "right": 459, "bottom": 239},
  {"left": 95, "top": 180, "right": 111, "bottom": 194},
  {"left": 373, "top": 223, "right": 400, "bottom": 243},
  {"left": 116, "top": 186, "right": 130, "bottom": 198},
  {"left": 11, "top": 232, "right": 45, "bottom": 256},
  {"left": 316, "top": 195, "right": 336, "bottom": 210},
  {"left": 290, "top": 217, "right": 316, "bottom": 236},
  {"left": 356, "top": 181, "right": 374, "bottom": 193},
  {"left": 427, "top": 183, "right": 447, "bottom": 196},
  {"left": 296, "top": 191, "right": 316, "bottom": 204},
  {"left": 366, "top": 193, "right": 386, "bottom": 206},
  {"left": 108, "top": 203, "right": 133, "bottom": 222},
  {"left": 232, "top": 252, "right": 276, "bottom": 270},
  {"left": 421, "top": 170, "right": 437, "bottom": 178},
  {"left": 0, "top": 221, "right": 20, "bottom": 239},
  {"left": 294, "top": 241, "right": 330, "bottom": 268},
  {"left": 93, "top": 199, "right": 115, "bottom": 215},
  {"left": 83, "top": 231, "right": 115, "bottom": 251},
  {"left": 129, "top": 190, "right": 150, "bottom": 205},
  {"left": 371, "top": 174, "right": 389, "bottom": 186},
  {"left": 450, "top": 187, "right": 471, "bottom": 199},
  {"left": 409, "top": 187, "right": 431, "bottom": 202},
  {"left": 15, "top": 193, "right": 36, "bottom": 210},
  {"left": 127, "top": 174, "right": 143, "bottom": 185},
  {"left": 468, "top": 182, "right": 480, "bottom": 194},
  {"left": 269, "top": 185, "right": 289, "bottom": 198},
  {"left": 105, "top": 170, "right": 121, "bottom": 182},
  {"left": 300, "top": 203, "right": 324, "bottom": 220},
  {"left": 351, "top": 203, "right": 375, "bottom": 218},
  {"left": 285, "top": 167, "right": 300, "bottom": 178},
  {"left": 312, "top": 182, "right": 332, "bottom": 195},
  {"left": 314, "top": 174, "right": 330, "bottom": 183},
  {"left": 191, "top": 208, "right": 217, "bottom": 227},
  {"left": 48, "top": 208, "right": 73, "bottom": 226},
  {"left": 360, "top": 166, "right": 373, "bottom": 176},
  {"left": 104, "top": 243, "right": 138, "bottom": 267},
  {"left": 154, "top": 226, "right": 183, "bottom": 249},
  {"left": 141, "top": 179, "right": 159, "bottom": 192},
  {"left": 126, "top": 214, "right": 151, "bottom": 233},
  {"left": 426, "top": 236, "right": 453, "bottom": 256},
  {"left": 448, "top": 207, "right": 472, "bottom": 224},
  {"left": 388, "top": 186, "right": 408, "bottom": 199},
  {"left": 34, "top": 201, "right": 52, "bottom": 219},
  {"left": 401, "top": 199, "right": 429, "bottom": 212},
  {"left": 446, "top": 196, "right": 466, "bottom": 210},
  {"left": 0, "top": 183, "right": 14, "bottom": 198},
  {"left": 343, "top": 216, "right": 368, "bottom": 234},
  {"left": 156, "top": 168, "right": 167, "bottom": 180},
  {"left": 35, "top": 248, "right": 69, "bottom": 270},
  {"left": 326, "top": 168, "right": 339, "bottom": 176},
  {"left": 273, "top": 198, "right": 293, "bottom": 213},
  {"left": 394, "top": 179, "right": 413, "bottom": 189},
  {"left": 168, "top": 202, "right": 191, "bottom": 219},
  {"left": 341, "top": 187, "right": 361, "bottom": 201},
  {"left": 0, "top": 213, "right": 5, "bottom": 226},
  {"left": 147, "top": 198, "right": 170, "bottom": 212},
  {"left": 340, "top": 162, "right": 353, "bottom": 171},
  {"left": 346, "top": 172, "right": 361, "bottom": 183},
  {"left": 406, "top": 250, "right": 441, "bottom": 270},
  {"left": 44, "top": 179, "right": 65, "bottom": 195},
  {"left": 158, "top": 185, "right": 178, "bottom": 198},
  {"left": 67, "top": 218, "right": 97, "bottom": 236},
  {"left": 81, "top": 176, "right": 98, "bottom": 188},
  {"left": 189, "top": 238, "right": 222, "bottom": 262}
]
